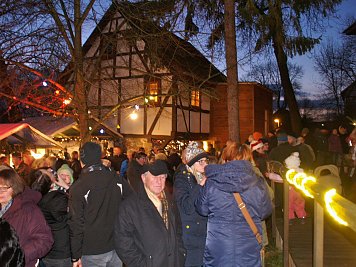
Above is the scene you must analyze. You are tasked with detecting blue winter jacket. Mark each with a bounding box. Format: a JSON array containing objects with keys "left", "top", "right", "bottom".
[
  {"left": 195, "top": 160, "right": 273, "bottom": 267},
  {"left": 174, "top": 164, "right": 208, "bottom": 267}
]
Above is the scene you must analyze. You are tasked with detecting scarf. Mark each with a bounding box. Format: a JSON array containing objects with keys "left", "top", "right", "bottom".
[
  {"left": 0, "top": 199, "right": 13, "bottom": 218},
  {"left": 145, "top": 187, "right": 169, "bottom": 229}
]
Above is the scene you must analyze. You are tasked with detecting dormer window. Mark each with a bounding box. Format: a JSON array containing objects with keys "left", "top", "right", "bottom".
[
  {"left": 190, "top": 90, "right": 200, "bottom": 107},
  {"left": 146, "top": 77, "right": 161, "bottom": 105}
]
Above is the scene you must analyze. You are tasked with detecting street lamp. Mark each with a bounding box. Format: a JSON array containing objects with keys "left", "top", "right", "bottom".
[
  {"left": 274, "top": 118, "right": 280, "bottom": 127},
  {"left": 129, "top": 111, "right": 138, "bottom": 120}
]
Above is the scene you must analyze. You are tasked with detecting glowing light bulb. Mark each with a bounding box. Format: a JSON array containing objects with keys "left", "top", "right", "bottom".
[{"left": 129, "top": 112, "right": 138, "bottom": 120}]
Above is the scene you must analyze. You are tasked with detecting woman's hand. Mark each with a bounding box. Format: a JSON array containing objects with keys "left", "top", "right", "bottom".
[
  {"left": 199, "top": 175, "right": 207, "bottom": 186},
  {"left": 54, "top": 177, "right": 70, "bottom": 190}
]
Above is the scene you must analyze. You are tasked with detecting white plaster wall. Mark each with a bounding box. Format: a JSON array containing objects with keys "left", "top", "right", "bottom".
[
  {"left": 120, "top": 108, "right": 144, "bottom": 134},
  {"left": 147, "top": 107, "right": 172, "bottom": 135},
  {"left": 177, "top": 109, "right": 189, "bottom": 132}
]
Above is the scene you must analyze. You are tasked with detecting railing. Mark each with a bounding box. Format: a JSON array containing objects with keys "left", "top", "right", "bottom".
[{"left": 269, "top": 162, "right": 356, "bottom": 267}]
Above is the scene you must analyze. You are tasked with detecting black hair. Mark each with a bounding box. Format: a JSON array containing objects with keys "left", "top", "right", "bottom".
[
  {"left": 31, "top": 169, "right": 52, "bottom": 196},
  {"left": 135, "top": 152, "right": 147, "bottom": 159},
  {"left": 0, "top": 218, "right": 25, "bottom": 267}
]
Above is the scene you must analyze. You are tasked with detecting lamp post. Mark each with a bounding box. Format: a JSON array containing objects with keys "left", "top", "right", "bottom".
[{"left": 274, "top": 118, "right": 280, "bottom": 127}]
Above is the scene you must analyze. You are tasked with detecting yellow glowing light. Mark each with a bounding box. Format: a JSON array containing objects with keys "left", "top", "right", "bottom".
[
  {"left": 63, "top": 98, "right": 72, "bottom": 105},
  {"left": 300, "top": 176, "right": 316, "bottom": 198},
  {"left": 286, "top": 169, "right": 297, "bottom": 184},
  {"left": 30, "top": 150, "right": 45, "bottom": 160},
  {"left": 293, "top": 173, "right": 307, "bottom": 189},
  {"left": 325, "top": 189, "right": 348, "bottom": 226},
  {"left": 129, "top": 112, "right": 138, "bottom": 120},
  {"left": 203, "top": 141, "right": 209, "bottom": 152},
  {"left": 274, "top": 118, "right": 280, "bottom": 127}
]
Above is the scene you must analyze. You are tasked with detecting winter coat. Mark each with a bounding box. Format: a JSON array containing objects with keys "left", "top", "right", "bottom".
[
  {"left": 68, "top": 163, "right": 132, "bottom": 260},
  {"left": 328, "top": 134, "right": 343, "bottom": 153},
  {"left": 195, "top": 160, "right": 273, "bottom": 267},
  {"left": 115, "top": 187, "right": 186, "bottom": 267},
  {"left": 109, "top": 154, "right": 128, "bottom": 172},
  {"left": 3, "top": 187, "right": 54, "bottom": 267},
  {"left": 269, "top": 142, "right": 298, "bottom": 164},
  {"left": 38, "top": 190, "right": 70, "bottom": 259},
  {"left": 127, "top": 159, "right": 145, "bottom": 192},
  {"left": 173, "top": 165, "right": 207, "bottom": 266}
]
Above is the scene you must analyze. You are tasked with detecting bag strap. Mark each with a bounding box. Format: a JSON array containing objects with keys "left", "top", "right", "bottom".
[{"left": 233, "top": 193, "right": 262, "bottom": 245}]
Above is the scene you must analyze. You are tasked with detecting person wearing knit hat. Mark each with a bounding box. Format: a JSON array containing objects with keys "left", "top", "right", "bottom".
[
  {"left": 252, "top": 131, "right": 263, "bottom": 141},
  {"left": 69, "top": 141, "right": 132, "bottom": 267},
  {"left": 185, "top": 141, "right": 210, "bottom": 168},
  {"left": 56, "top": 164, "right": 74, "bottom": 190},
  {"left": 80, "top": 142, "right": 102, "bottom": 166},
  {"left": 250, "top": 140, "right": 264, "bottom": 151},
  {"left": 173, "top": 141, "right": 209, "bottom": 266}
]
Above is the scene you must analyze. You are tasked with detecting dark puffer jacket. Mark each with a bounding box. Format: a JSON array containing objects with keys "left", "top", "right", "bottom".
[
  {"left": 173, "top": 164, "right": 207, "bottom": 267},
  {"left": 3, "top": 187, "right": 54, "bottom": 267},
  {"left": 195, "top": 160, "right": 273, "bottom": 267},
  {"left": 38, "top": 190, "right": 70, "bottom": 259}
]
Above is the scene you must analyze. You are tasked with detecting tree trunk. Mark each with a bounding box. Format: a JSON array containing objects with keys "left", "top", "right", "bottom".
[
  {"left": 224, "top": 0, "right": 240, "bottom": 143},
  {"left": 271, "top": 7, "right": 302, "bottom": 134},
  {"left": 74, "top": 0, "right": 89, "bottom": 143}
]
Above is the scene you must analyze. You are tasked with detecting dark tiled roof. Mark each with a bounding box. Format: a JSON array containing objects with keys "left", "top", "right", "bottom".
[
  {"left": 341, "top": 80, "right": 356, "bottom": 99},
  {"left": 343, "top": 21, "right": 356, "bottom": 35}
]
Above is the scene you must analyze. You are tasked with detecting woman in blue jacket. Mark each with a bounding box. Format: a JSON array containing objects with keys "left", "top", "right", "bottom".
[
  {"left": 196, "top": 142, "right": 273, "bottom": 267},
  {"left": 174, "top": 141, "right": 209, "bottom": 267}
]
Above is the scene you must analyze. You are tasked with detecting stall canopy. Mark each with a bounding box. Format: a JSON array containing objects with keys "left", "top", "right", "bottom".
[{"left": 0, "top": 123, "right": 63, "bottom": 148}]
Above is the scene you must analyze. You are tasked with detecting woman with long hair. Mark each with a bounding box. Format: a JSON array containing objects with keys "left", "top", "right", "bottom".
[{"left": 173, "top": 141, "right": 209, "bottom": 267}]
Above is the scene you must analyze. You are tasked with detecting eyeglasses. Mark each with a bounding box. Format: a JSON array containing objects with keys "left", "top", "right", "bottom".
[
  {"left": 0, "top": 186, "right": 11, "bottom": 192},
  {"left": 197, "top": 158, "right": 209, "bottom": 165}
]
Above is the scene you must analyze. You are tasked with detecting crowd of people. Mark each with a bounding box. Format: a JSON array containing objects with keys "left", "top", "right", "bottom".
[{"left": 0, "top": 124, "right": 355, "bottom": 267}]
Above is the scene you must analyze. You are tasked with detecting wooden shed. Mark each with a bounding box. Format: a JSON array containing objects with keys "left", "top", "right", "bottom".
[{"left": 210, "top": 82, "right": 273, "bottom": 145}]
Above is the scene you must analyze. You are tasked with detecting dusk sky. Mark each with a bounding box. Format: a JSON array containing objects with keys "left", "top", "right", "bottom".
[{"left": 291, "top": 0, "right": 355, "bottom": 97}]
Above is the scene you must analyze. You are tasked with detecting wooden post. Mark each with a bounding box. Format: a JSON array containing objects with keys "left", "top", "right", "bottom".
[
  {"left": 313, "top": 200, "right": 324, "bottom": 267},
  {"left": 271, "top": 181, "right": 276, "bottom": 240},
  {"left": 283, "top": 181, "right": 289, "bottom": 267}
]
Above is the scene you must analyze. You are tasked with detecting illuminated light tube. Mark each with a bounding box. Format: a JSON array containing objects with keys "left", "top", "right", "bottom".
[
  {"left": 325, "top": 189, "right": 348, "bottom": 226},
  {"left": 300, "top": 176, "right": 316, "bottom": 198},
  {"left": 286, "top": 169, "right": 297, "bottom": 184},
  {"left": 293, "top": 173, "right": 307, "bottom": 189}
]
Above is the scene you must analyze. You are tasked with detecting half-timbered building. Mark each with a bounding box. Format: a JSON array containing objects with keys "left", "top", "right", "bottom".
[{"left": 67, "top": 2, "right": 273, "bottom": 150}]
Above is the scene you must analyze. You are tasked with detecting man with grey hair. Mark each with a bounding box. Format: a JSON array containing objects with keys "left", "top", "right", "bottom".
[{"left": 115, "top": 160, "right": 185, "bottom": 267}]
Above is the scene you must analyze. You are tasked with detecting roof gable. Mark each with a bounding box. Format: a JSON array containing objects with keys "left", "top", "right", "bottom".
[{"left": 82, "top": 2, "right": 226, "bottom": 85}]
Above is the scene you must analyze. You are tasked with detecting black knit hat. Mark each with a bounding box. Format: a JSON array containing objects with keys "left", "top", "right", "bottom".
[{"left": 80, "top": 142, "right": 102, "bottom": 166}]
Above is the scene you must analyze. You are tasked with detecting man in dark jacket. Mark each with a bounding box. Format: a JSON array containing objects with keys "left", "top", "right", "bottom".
[
  {"left": 115, "top": 160, "right": 186, "bottom": 267},
  {"left": 68, "top": 142, "right": 132, "bottom": 267},
  {"left": 70, "top": 151, "right": 82, "bottom": 181},
  {"left": 108, "top": 146, "right": 128, "bottom": 173}
]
